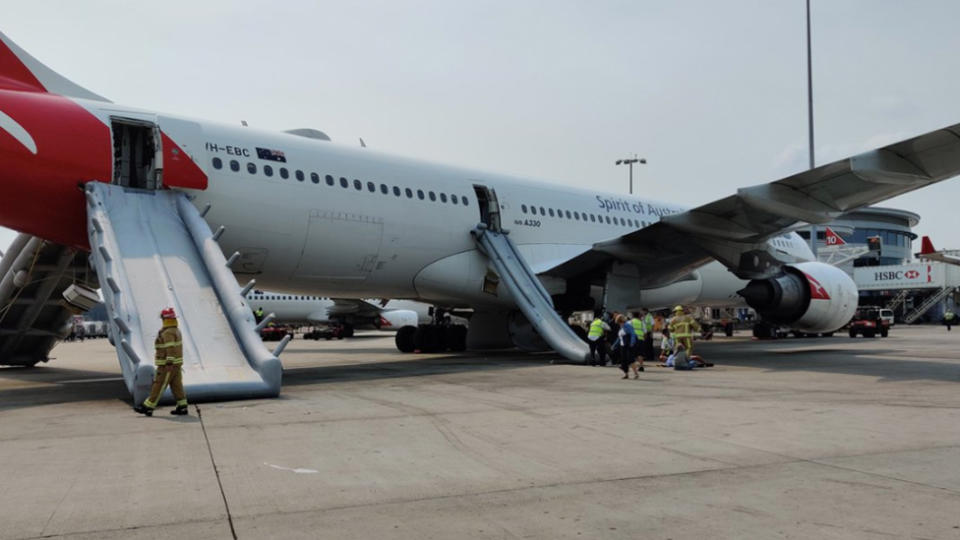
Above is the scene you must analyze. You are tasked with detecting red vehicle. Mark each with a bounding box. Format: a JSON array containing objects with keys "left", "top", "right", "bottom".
[{"left": 848, "top": 307, "right": 889, "bottom": 338}]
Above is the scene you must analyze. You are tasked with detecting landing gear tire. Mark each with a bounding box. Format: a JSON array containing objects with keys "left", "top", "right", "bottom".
[
  {"left": 444, "top": 325, "right": 468, "bottom": 352},
  {"left": 415, "top": 325, "right": 443, "bottom": 353},
  {"left": 880, "top": 329, "right": 888, "bottom": 338},
  {"left": 724, "top": 323, "right": 734, "bottom": 337},
  {"left": 341, "top": 324, "right": 355, "bottom": 338},
  {"left": 395, "top": 326, "right": 417, "bottom": 353},
  {"left": 848, "top": 329, "right": 857, "bottom": 338}
]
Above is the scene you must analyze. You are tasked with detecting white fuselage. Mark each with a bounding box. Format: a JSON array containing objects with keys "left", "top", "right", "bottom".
[{"left": 93, "top": 107, "right": 814, "bottom": 310}]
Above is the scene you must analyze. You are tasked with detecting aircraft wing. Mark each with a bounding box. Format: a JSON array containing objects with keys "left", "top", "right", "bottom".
[
  {"left": 328, "top": 298, "right": 384, "bottom": 318},
  {"left": 551, "top": 121, "right": 960, "bottom": 286}
]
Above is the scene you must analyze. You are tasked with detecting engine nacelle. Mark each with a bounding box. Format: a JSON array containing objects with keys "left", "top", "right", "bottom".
[
  {"left": 377, "top": 309, "right": 418, "bottom": 331},
  {"left": 738, "top": 261, "right": 857, "bottom": 333}
]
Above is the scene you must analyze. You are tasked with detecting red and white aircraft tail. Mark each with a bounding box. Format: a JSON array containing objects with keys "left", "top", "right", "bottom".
[
  {"left": 824, "top": 227, "right": 845, "bottom": 246},
  {"left": 0, "top": 30, "right": 107, "bottom": 101},
  {"left": 916, "top": 236, "right": 960, "bottom": 266}
]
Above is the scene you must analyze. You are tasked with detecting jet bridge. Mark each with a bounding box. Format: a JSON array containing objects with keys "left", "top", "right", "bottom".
[
  {"left": 472, "top": 224, "right": 591, "bottom": 364},
  {"left": 85, "top": 182, "right": 283, "bottom": 404}
]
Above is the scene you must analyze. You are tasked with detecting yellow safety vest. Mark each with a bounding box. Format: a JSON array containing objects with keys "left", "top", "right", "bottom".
[
  {"left": 154, "top": 325, "right": 183, "bottom": 366},
  {"left": 946, "top": 311, "right": 956, "bottom": 321},
  {"left": 588, "top": 319, "right": 606, "bottom": 338},
  {"left": 630, "top": 318, "right": 643, "bottom": 335}
]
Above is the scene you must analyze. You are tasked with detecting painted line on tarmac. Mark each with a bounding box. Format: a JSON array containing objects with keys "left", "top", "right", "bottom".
[{"left": 60, "top": 377, "right": 124, "bottom": 384}]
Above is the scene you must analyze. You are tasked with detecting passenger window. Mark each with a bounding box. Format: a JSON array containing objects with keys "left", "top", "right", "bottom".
[
  {"left": 440, "top": 193, "right": 447, "bottom": 203},
  {"left": 230, "top": 160, "right": 240, "bottom": 172},
  {"left": 354, "top": 179, "right": 362, "bottom": 191},
  {"left": 539, "top": 207, "right": 546, "bottom": 216},
  {"left": 429, "top": 191, "right": 436, "bottom": 201},
  {"left": 461, "top": 196, "right": 469, "bottom": 206},
  {"left": 212, "top": 157, "right": 223, "bottom": 169},
  {"left": 279, "top": 168, "right": 289, "bottom": 179},
  {"left": 405, "top": 188, "right": 413, "bottom": 198},
  {"left": 417, "top": 189, "right": 425, "bottom": 200},
  {"left": 590, "top": 214, "right": 596, "bottom": 222},
  {"left": 264, "top": 165, "right": 273, "bottom": 177},
  {"left": 247, "top": 162, "right": 256, "bottom": 174},
  {"left": 311, "top": 172, "right": 320, "bottom": 184},
  {"left": 556, "top": 209, "right": 562, "bottom": 218},
  {"left": 340, "top": 177, "right": 348, "bottom": 188},
  {"left": 367, "top": 181, "right": 376, "bottom": 192},
  {"left": 605, "top": 216, "right": 611, "bottom": 224},
  {"left": 521, "top": 204, "right": 528, "bottom": 213},
  {"left": 393, "top": 186, "right": 401, "bottom": 197},
  {"left": 296, "top": 170, "right": 304, "bottom": 181},
  {"left": 450, "top": 194, "right": 458, "bottom": 205},
  {"left": 380, "top": 184, "right": 388, "bottom": 194},
  {"left": 565, "top": 210, "right": 571, "bottom": 219},
  {"left": 548, "top": 209, "right": 555, "bottom": 217}
]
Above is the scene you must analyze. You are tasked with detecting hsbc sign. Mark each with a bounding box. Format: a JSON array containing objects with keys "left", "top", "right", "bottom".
[{"left": 855, "top": 263, "right": 946, "bottom": 290}]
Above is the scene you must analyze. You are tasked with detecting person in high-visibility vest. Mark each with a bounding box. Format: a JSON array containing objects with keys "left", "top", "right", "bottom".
[
  {"left": 587, "top": 312, "right": 611, "bottom": 366},
  {"left": 134, "top": 308, "right": 188, "bottom": 417},
  {"left": 254, "top": 306, "right": 265, "bottom": 324},
  {"left": 629, "top": 312, "right": 646, "bottom": 372},
  {"left": 668, "top": 305, "right": 700, "bottom": 357},
  {"left": 639, "top": 307, "right": 655, "bottom": 364},
  {"left": 945, "top": 309, "right": 956, "bottom": 331}
]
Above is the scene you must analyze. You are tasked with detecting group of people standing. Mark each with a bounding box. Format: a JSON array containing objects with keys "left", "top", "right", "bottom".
[{"left": 587, "top": 305, "right": 705, "bottom": 377}]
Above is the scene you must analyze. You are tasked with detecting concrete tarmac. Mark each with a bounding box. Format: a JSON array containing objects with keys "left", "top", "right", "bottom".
[{"left": 1, "top": 325, "right": 959, "bottom": 539}]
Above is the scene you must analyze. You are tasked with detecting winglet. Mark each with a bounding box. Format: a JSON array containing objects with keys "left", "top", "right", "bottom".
[
  {"left": 0, "top": 30, "right": 109, "bottom": 102},
  {"left": 919, "top": 235, "right": 936, "bottom": 255},
  {"left": 824, "top": 227, "right": 846, "bottom": 246}
]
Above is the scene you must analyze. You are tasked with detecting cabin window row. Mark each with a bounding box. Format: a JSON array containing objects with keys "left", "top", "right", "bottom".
[
  {"left": 212, "top": 157, "right": 471, "bottom": 207},
  {"left": 519, "top": 204, "right": 650, "bottom": 228}
]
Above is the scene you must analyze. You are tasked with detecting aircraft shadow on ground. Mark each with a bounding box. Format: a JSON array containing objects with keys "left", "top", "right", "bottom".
[
  {"left": 280, "top": 351, "right": 550, "bottom": 387},
  {"left": 0, "top": 351, "right": 554, "bottom": 409},
  {"left": 699, "top": 341, "right": 960, "bottom": 383},
  {"left": 0, "top": 365, "right": 129, "bottom": 411}
]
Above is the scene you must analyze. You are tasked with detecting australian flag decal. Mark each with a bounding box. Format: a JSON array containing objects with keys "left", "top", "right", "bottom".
[{"left": 256, "top": 147, "right": 287, "bottom": 162}]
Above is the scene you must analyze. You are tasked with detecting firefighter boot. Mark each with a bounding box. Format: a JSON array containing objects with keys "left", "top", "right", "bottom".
[
  {"left": 170, "top": 405, "right": 189, "bottom": 416},
  {"left": 133, "top": 405, "right": 153, "bottom": 417}
]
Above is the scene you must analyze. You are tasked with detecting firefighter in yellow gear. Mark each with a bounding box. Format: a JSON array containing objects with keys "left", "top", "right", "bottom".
[
  {"left": 134, "top": 307, "right": 188, "bottom": 416},
  {"left": 668, "top": 305, "right": 700, "bottom": 356}
]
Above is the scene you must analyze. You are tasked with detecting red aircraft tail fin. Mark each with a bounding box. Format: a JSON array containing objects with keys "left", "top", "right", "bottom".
[
  {"left": 919, "top": 236, "right": 936, "bottom": 255},
  {"left": 824, "top": 227, "right": 846, "bottom": 246},
  {"left": 0, "top": 30, "right": 108, "bottom": 102}
]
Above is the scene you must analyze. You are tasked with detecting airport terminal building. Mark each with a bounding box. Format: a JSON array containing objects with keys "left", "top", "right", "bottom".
[{"left": 798, "top": 207, "right": 957, "bottom": 322}]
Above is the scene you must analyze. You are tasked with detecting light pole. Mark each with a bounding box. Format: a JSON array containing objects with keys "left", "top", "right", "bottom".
[{"left": 615, "top": 156, "right": 646, "bottom": 195}]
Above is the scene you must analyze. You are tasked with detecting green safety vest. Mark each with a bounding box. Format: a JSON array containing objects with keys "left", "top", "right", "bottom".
[
  {"left": 588, "top": 319, "right": 606, "bottom": 338},
  {"left": 631, "top": 318, "right": 643, "bottom": 335},
  {"left": 946, "top": 311, "right": 956, "bottom": 321}
]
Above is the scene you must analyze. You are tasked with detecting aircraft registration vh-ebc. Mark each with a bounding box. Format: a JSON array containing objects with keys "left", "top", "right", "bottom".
[{"left": 1, "top": 30, "right": 959, "bottom": 402}]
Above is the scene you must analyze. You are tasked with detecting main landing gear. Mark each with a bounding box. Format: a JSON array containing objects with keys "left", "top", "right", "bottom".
[{"left": 395, "top": 309, "right": 467, "bottom": 353}]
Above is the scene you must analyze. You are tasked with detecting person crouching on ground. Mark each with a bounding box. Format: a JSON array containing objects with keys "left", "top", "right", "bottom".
[
  {"left": 616, "top": 314, "right": 639, "bottom": 379},
  {"left": 658, "top": 328, "right": 677, "bottom": 367}
]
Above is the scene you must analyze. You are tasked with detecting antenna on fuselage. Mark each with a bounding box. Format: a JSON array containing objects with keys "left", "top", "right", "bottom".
[
  {"left": 359, "top": 137, "right": 366, "bottom": 148},
  {"left": 241, "top": 120, "right": 248, "bottom": 127}
]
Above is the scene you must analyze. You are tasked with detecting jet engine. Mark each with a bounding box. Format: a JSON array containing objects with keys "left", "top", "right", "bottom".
[
  {"left": 377, "top": 309, "right": 418, "bottom": 331},
  {"left": 738, "top": 261, "right": 857, "bottom": 333}
]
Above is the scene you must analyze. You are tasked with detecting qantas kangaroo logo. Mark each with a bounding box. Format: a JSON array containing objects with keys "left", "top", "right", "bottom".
[
  {"left": 0, "top": 109, "right": 37, "bottom": 154},
  {"left": 804, "top": 273, "right": 831, "bottom": 300}
]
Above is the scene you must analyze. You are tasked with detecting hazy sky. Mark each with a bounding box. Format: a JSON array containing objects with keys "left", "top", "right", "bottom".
[{"left": 3, "top": 0, "right": 959, "bottom": 250}]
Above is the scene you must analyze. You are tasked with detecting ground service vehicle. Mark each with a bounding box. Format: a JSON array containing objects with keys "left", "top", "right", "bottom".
[{"left": 849, "top": 307, "right": 890, "bottom": 338}]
